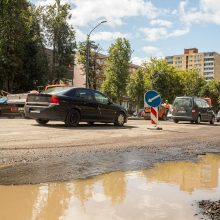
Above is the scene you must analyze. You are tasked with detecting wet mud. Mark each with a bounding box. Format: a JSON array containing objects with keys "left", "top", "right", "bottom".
[
  {"left": 0, "top": 142, "right": 219, "bottom": 185},
  {"left": 1, "top": 154, "right": 220, "bottom": 220}
]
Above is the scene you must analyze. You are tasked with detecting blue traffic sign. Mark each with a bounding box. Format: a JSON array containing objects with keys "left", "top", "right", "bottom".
[{"left": 144, "top": 90, "right": 161, "bottom": 107}]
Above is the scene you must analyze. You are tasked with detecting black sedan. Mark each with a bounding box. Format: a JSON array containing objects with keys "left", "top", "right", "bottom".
[{"left": 25, "top": 87, "right": 128, "bottom": 127}]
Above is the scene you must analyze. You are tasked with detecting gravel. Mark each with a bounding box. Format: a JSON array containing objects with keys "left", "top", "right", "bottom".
[{"left": 198, "top": 200, "right": 220, "bottom": 220}]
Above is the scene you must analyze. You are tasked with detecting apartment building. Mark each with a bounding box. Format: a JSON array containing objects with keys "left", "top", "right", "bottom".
[
  {"left": 45, "top": 48, "right": 139, "bottom": 89},
  {"left": 165, "top": 48, "right": 220, "bottom": 80}
]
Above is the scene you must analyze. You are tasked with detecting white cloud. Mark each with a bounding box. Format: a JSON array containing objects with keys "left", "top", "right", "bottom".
[
  {"left": 75, "top": 30, "right": 128, "bottom": 42},
  {"left": 150, "top": 19, "right": 172, "bottom": 27},
  {"left": 132, "top": 56, "right": 147, "bottom": 65},
  {"left": 140, "top": 27, "right": 167, "bottom": 41},
  {"left": 69, "top": 0, "right": 159, "bottom": 27},
  {"left": 140, "top": 27, "right": 190, "bottom": 41},
  {"left": 75, "top": 28, "right": 87, "bottom": 42},
  {"left": 142, "top": 46, "right": 163, "bottom": 57},
  {"left": 33, "top": 0, "right": 68, "bottom": 6},
  {"left": 169, "top": 27, "right": 190, "bottom": 37},
  {"left": 179, "top": 0, "right": 220, "bottom": 25},
  {"left": 90, "top": 31, "right": 128, "bottom": 41}
]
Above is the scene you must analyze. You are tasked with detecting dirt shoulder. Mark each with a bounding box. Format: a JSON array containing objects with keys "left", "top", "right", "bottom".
[{"left": 0, "top": 119, "right": 220, "bottom": 185}]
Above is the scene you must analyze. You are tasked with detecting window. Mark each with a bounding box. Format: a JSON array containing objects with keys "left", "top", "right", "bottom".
[
  {"left": 173, "top": 98, "right": 192, "bottom": 108},
  {"left": 94, "top": 92, "right": 109, "bottom": 104},
  {"left": 206, "top": 76, "right": 214, "bottom": 80},
  {"left": 176, "top": 56, "right": 182, "bottom": 60},
  {"left": 204, "top": 63, "right": 214, "bottom": 66},
  {"left": 195, "top": 100, "right": 203, "bottom": 108},
  {"left": 75, "top": 89, "right": 93, "bottom": 101},
  {"left": 204, "top": 58, "right": 214, "bottom": 62},
  {"left": 202, "top": 100, "right": 209, "bottom": 108},
  {"left": 66, "top": 89, "right": 76, "bottom": 97},
  {"left": 42, "top": 87, "right": 71, "bottom": 94}
]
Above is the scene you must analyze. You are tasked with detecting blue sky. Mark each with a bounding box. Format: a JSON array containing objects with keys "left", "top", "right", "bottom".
[{"left": 31, "top": 0, "right": 220, "bottom": 65}]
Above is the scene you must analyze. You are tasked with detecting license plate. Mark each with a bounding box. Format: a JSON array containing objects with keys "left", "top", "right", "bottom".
[
  {"left": 178, "top": 110, "right": 186, "bottom": 113},
  {"left": 18, "top": 107, "right": 24, "bottom": 112},
  {"left": 30, "top": 110, "right": 40, "bottom": 114}
]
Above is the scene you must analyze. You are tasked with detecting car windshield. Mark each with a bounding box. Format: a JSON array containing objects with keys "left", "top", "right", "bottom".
[
  {"left": 173, "top": 98, "right": 192, "bottom": 108},
  {"left": 41, "top": 87, "right": 71, "bottom": 95}
]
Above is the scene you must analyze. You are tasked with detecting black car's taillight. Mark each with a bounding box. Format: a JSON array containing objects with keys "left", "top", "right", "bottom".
[{"left": 50, "top": 95, "right": 60, "bottom": 105}]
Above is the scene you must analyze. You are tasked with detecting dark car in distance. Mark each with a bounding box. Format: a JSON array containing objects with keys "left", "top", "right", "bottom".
[
  {"left": 172, "top": 96, "right": 215, "bottom": 124},
  {"left": 25, "top": 87, "right": 128, "bottom": 127}
]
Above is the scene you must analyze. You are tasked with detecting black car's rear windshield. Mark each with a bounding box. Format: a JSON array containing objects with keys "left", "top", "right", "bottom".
[
  {"left": 173, "top": 98, "right": 192, "bottom": 108},
  {"left": 41, "top": 87, "right": 72, "bottom": 95}
]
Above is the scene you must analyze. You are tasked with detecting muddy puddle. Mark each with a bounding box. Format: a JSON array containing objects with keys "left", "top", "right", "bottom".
[{"left": 0, "top": 153, "right": 220, "bottom": 220}]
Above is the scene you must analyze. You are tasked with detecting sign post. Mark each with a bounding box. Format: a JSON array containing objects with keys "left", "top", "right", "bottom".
[{"left": 144, "top": 90, "right": 162, "bottom": 130}]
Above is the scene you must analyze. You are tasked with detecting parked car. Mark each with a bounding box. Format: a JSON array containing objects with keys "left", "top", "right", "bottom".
[
  {"left": 0, "top": 97, "right": 22, "bottom": 118},
  {"left": 172, "top": 96, "right": 215, "bottom": 124},
  {"left": 135, "top": 109, "right": 144, "bottom": 118},
  {"left": 25, "top": 87, "right": 128, "bottom": 127},
  {"left": 217, "top": 110, "right": 220, "bottom": 122}
]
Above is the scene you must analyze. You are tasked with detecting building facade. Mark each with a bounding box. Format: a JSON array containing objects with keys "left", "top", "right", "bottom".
[
  {"left": 165, "top": 48, "right": 220, "bottom": 80},
  {"left": 73, "top": 52, "right": 139, "bottom": 90}
]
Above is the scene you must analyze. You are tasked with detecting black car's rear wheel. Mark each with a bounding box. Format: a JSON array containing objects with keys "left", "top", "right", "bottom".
[
  {"left": 65, "top": 109, "right": 80, "bottom": 127},
  {"left": 87, "top": 122, "right": 94, "bottom": 126},
  {"left": 173, "top": 119, "right": 179, "bottom": 123},
  {"left": 114, "top": 112, "right": 125, "bottom": 126},
  {"left": 36, "top": 119, "right": 49, "bottom": 125}
]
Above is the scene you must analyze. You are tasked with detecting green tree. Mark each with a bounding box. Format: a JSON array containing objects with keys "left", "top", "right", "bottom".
[
  {"left": 0, "top": 0, "right": 27, "bottom": 92},
  {"left": 142, "top": 58, "right": 184, "bottom": 103},
  {"left": 200, "top": 80, "right": 220, "bottom": 112},
  {"left": 127, "top": 68, "right": 147, "bottom": 110},
  {"left": 77, "top": 40, "right": 101, "bottom": 89},
  {"left": 177, "top": 69, "right": 206, "bottom": 97},
  {"left": 17, "top": 5, "right": 49, "bottom": 91},
  {"left": 102, "top": 38, "right": 132, "bottom": 103},
  {"left": 0, "top": 1, "right": 49, "bottom": 92},
  {"left": 42, "top": 0, "right": 76, "bottom": 82}
]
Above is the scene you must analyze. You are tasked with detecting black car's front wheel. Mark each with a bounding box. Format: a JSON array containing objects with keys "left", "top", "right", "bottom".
[
  {"left": 65, "top": 109, "right": 80, "bottom": 127},
  {"left": 114, "top": 112, "right": 126, "bottom": 126},
  {"left": 36, "top": 119, "right": 49, "bottom": 125}
]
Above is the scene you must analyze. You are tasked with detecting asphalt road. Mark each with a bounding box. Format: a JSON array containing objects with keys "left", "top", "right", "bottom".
[{"left": 0, "top": 118, "right": 220, "bottom": 184}]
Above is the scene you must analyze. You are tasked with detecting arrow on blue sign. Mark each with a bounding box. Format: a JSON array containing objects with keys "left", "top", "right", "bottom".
[{"left": 144, "top": 90, "right": 161, "bottom": 107}]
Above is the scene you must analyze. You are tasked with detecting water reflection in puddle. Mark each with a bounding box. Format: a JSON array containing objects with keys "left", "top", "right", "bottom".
[{"left": 0, "top": 154, "right": 220, "bottom": 220}]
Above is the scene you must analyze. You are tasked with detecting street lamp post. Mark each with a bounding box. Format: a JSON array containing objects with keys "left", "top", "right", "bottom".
[{"left": 86, "top": 20, "right": 107, "bottom": 88}]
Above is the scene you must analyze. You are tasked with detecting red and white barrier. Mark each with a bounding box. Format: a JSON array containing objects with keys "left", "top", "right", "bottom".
[{"left": 150, "top": 107, "right": 158, "bottom": 126}]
